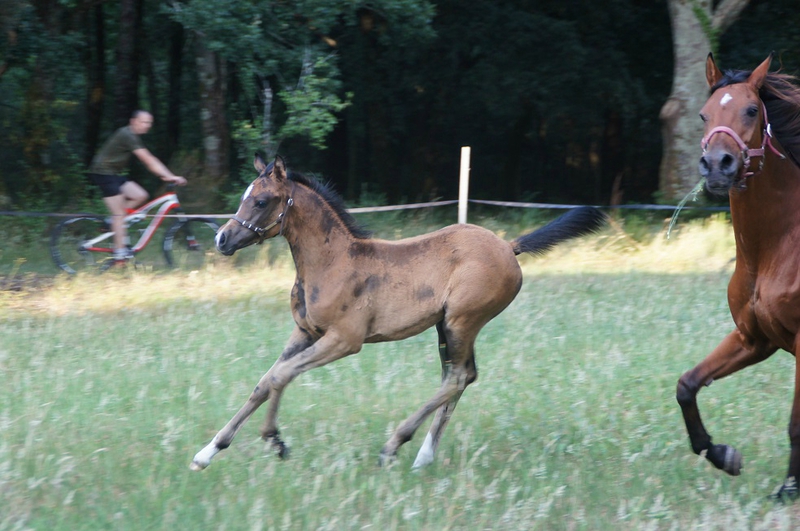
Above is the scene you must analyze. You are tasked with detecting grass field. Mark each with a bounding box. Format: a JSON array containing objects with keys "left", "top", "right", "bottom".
[{"left": 3, "top": 212, "right": 800, "bottom": 529}]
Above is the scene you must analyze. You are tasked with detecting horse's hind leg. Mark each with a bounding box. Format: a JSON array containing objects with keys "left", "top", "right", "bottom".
[
  {"left": 380, "top": 322, "right": 478, "bottom": 467},
  {"left": 412, "top": 322, "right": 466, "bottom": 468},
  {"left": 677, "top": 330, "right": 775, "bottom": 476}
]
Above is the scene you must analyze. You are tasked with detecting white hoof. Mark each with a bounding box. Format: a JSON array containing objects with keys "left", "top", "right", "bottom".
[
  {"left": 191, "top": 440, "right": 220, "bottom": 471},
  {"left": 412, "top": 433, "right": 435, "bottom": 469},
  {"left": 189, "top": 460, "right": 207, "bottom": 471}
]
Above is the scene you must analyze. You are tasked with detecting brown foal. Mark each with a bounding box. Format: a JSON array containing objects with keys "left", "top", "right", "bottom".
[{"left": 191, "top": 154, "right": 605, "bottom": 470}]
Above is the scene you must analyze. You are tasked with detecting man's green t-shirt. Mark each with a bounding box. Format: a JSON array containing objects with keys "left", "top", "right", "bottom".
[{"left": 88, "top": 126, "right": 145, "bottom": 175}]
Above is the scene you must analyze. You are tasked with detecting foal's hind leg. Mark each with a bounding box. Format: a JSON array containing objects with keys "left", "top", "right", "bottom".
[
  {"left": 380, "top": 322, "right": 479, "bottom": 467},
  {"left": 412, "top": 322, "right": 466, "bottom": 468},
  {"left": 677, "top": 330, "right": 775, "bottom": 477}
]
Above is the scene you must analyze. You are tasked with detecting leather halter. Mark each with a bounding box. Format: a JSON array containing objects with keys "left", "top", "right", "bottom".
[
  {"left": 701, "top": 104, "right": 785, "bottom": 179},
  {"left": 231, "top": 184, "right": 295, "bottom": 244}
]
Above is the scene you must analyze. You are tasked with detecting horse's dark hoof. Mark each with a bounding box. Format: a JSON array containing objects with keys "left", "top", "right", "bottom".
[
  {"left": 272, "top": 439, "right": 290, "bottom": 460},
  {"left": 378, "top": 451, "right": 396, "bottom": 468},
  {"left": 265, "top": 433, "right": 290, "bottom": 459},
  {"left": 276, "top": 444, "right": 290, "bottom": 460},
  {"left": 770, "top": 477, "right": 799, "bottom": 502},
  {"left": 707, "top": 444, "right": 742, "bottom": 476}
]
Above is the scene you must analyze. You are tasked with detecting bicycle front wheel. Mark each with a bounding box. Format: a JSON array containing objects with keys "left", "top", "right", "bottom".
[
  {"left": 50, "top": 216, "right": 112, "bottom": 274},
  {"left": 163, "top": 218, "right": 221, "bottom": 270}
]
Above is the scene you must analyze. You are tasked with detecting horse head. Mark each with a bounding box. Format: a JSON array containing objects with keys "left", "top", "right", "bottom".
[
  {"left": 215, "top": 154, "right": 294, "bottom": 255},
  {"left": 698, "top": 53, "right": 776, "bottom": 196}
]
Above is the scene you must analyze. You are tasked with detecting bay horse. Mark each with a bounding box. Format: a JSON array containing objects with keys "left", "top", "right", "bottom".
[
  {"left": 190, "top": 154, "right": 605, "bottom": 471},
  {"left": 678, "top": 52, "right": 800, "bottom": 498}
]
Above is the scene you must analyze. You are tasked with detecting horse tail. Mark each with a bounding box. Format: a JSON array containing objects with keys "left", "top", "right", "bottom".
[{"left": 511, "top": 206, "right": 606, "bottom": 256}]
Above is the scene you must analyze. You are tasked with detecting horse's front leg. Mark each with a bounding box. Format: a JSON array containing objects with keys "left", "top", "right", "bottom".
[
  {"left": 190, "top": 327, "right": 313, "bottom": 470},
  {"left": 676, "top": 330, "right": 775, "bottom": 477},
  {"left": 776, "top": 340, "right": 800, "bottom": 499},
  {"left": 191, "top": 328, "right": 356, "bottom": 470},
  {"left": 259, "top": 327, "right": 316, "bottom": 459}
]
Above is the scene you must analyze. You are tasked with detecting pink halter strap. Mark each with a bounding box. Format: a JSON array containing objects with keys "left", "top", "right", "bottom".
[{"left": 701, "top": 104, "right": 786, "bottom": 178}]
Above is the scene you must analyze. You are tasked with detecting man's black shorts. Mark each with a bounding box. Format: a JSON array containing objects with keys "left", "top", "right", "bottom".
[{"left": 88, "top": 173, "right": 129, "bottom": 198}]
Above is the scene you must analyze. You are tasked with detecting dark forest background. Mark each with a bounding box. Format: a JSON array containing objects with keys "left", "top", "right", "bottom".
[{"left": 1, "top": 0, "right": 799, "bottom": 215}]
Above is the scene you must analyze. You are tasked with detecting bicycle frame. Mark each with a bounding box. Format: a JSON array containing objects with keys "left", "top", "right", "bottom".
[{"left": 82, "top": 192, "right": 184, "bottom": 254}]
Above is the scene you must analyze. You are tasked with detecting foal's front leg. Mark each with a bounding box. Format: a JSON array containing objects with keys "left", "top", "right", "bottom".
[
  {"left": 191, "top": 327, "right": 351, "bottom": 471},
  {"left": 260, "top": 328, "right": 315, "bottom": 458}
]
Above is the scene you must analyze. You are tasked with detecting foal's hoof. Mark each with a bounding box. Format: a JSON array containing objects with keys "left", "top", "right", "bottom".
[
  {"left": 267, "top": 435, "right": 290, "bottom": 460},
  {"left": 770, "top": 477, "right": 799, "bottom": 501},
  {"left": 378, "top": 451, "right": 396, "bottom": 468},
  {"left": 275, "top": 443, "right": 290, "bottom": 460},
  {"left": 708, "top": 444, "right": 742, "bottom": 476},
  {"left": 189, "top": 460, "right": 207, "bottom": 471}
]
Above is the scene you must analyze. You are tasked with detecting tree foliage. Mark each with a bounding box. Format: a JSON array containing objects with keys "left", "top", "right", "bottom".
[{"left": 0, "top": 0, "right": 796, "bottom": 215}]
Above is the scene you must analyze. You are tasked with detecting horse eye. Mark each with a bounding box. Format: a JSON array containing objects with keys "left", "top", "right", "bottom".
[
  {"left": 746, "top": 106, "right": 758, "bottom": 118},
  {"left": 255, "top": 200, "right": 268, "bottom": 208}
]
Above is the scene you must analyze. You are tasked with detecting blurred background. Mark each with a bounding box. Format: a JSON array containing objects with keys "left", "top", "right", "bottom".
[{"left": 0, "top": 0, "right": 798, "bottom": 215}]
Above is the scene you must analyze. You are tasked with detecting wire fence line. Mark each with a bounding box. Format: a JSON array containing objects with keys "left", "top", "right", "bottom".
[{"left": 0, "top": 199, "right": 730, "bottom": 220}]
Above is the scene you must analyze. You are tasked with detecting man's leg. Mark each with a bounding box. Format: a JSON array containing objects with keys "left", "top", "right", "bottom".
[
  {"left": 120, "top": 181, "right": 148, "bottom": 211},
  {"left": 102, "top": 194, "right": 129, "bottom": 254},
  {"left": 103, "top": 182, "right": 148, "bottom": 256}
]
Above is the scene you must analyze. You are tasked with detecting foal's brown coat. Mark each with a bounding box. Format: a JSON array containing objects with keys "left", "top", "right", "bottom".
[
  {"left": 678, "top": 53, "right": 800, "bottom": 497},
  {"left": 191, "top": 155, "right": 604, "bottom": 470}
]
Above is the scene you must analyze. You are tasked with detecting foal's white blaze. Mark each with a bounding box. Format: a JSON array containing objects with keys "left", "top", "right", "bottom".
[
  {"left": 412, "top": 433, "right": 435, "bottom": 469},
  {"left": 190, "top": 438, "right": 221, "bottom": 470},
  {"left": 242, "top": 183, "right": 254, "bottom": 201},
  {"left": 720, "top": 93, "right": 733, "bottom": 106}
]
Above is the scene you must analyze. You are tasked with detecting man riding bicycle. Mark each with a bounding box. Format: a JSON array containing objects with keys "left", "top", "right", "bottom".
[{"left": 87, "top": 110, "right": 187, "bottom": 263}]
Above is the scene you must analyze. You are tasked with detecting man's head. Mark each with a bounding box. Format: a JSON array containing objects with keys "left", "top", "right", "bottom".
[{"left": 129, "top": 110, "right": 154, "bottom": 135}]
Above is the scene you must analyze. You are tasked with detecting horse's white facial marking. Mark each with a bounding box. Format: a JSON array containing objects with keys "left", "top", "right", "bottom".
[
  {"left": 720, "top": 93, "right": 733, "bottom": 107},
  {"left": 242, "top": 183, "right": 254, "bottom": 202}
]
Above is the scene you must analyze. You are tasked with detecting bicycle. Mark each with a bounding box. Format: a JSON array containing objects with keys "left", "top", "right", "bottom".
[{"left": 50, "top": 187, "right": 222, "bottom": 274}]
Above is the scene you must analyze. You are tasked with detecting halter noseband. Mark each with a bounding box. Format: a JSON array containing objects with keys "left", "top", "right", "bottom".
[
  {"left": 232, "top": 184, "right": 295, "bottom": 244},
  {"left": 701, "top": 104, "right": 785, "bottom": 179}
]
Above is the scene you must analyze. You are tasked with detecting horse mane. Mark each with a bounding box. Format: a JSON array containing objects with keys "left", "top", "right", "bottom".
[
  {"left": 286, "top": 169, "right": 373, "bottom": 239},
  {"left": 712, "top": 70, "right": 800, "bottom": 168}
]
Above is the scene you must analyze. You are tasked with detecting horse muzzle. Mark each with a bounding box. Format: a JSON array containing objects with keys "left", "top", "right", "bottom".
[
  {"left": 215, "top": 223, "right": 256, "bottom": 256},
  {"left": 699, "top": 148, "right": 740, "bottom": 196}
]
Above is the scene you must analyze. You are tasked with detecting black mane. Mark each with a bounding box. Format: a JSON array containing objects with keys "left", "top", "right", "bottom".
[
  {"left": 286, "top": 169, "right": 372, "bottom": 239},
  {"left": 712, "top": 69, "right": 800, "bottom": 168}
]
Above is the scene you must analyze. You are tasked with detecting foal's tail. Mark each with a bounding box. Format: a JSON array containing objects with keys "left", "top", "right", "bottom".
[{"left": 511, "top": 206, "right": 606, "bottom": 256}]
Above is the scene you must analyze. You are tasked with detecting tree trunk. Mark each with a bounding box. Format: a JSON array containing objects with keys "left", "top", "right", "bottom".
[
  {"left": 194, "top": 34, "right": 229, "bottom": 205},
  {"left": 114, "top": 0, "right": 141, "bottom": 125},
  {"left": 84, "top": 3, "right": 105, "bottom": 165},
  {"left": 501, "top": 101, "right": 533, "bottom": 200},
  {"left": 166, "top": 20, "right": 184, "bottom": 161},
  {"left": 659, "top": 0, "right": 749, "bottom": 201}
]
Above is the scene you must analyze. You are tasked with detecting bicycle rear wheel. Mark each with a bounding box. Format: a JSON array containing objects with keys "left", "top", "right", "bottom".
[
  {"left": 50, "top": 216, "right": 113, "bottom": 274},
  {"left": 163, "top": 218, "right": 221, "bottom": 270}
]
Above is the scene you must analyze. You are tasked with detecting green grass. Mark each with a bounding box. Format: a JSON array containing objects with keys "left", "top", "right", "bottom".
[{"left": 4, "top": 213, "right": 800, "bottom": 529}]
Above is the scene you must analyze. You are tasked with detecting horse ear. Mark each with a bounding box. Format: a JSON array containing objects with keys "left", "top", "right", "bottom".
[
  {"left": 706, "top": 53, "right": 723, "bottom": 88},
  {"left": 254, "top": 153, "right": 267, "bottom": 173},
  {"left": 271, "top": 155, "right": 287, "bottom": 181},
  {"left": 747, "top": 52, "right": 773, "bottom": 90}
]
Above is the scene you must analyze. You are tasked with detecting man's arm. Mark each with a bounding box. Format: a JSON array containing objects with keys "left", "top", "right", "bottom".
[{"left": 133, "top": 148, "right": 187, "bottom": 185}]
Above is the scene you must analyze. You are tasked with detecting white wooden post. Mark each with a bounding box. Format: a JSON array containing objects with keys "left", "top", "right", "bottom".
[{"left": 458, "top": 146, "right": 471, "bottom": 224}]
